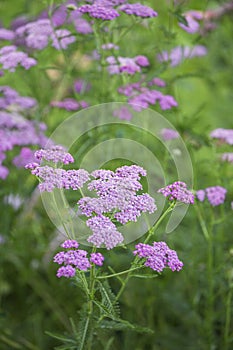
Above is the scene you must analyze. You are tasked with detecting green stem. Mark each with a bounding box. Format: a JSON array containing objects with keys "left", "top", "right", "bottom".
[
  {"left": 223, "top": 285, "right": 232, "bottom": 350},
  {"left": 143, "top": 203, "right": 175, "bottom": 245},
  {"left": 195, "top": 204, "right": 214, "bottom": 348},
  {"left": 114, "top": 203, "right": 175, "bottom": 303},
  {"left": 97, "top": 266, "right": 144, "bottom": 280}
]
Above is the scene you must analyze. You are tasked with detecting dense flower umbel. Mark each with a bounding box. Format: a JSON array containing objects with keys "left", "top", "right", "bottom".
[
  {"left": 0, "top": 109, "right": 47, "bottom": 179},
  {"left": 210, "top": 128, "right": 233, "bottom": 145},
  {"left": 157, "top": 45, "right": 207, "bottom": 67},
  {"left": 54, "top": 240, "right": 104, "bottom": 278},
  {"left": 119, "top": 3, "right": 158, "bottom": 18},
  {"left": 178, "top": 10, "right": 203, "bottom": 34},
  {"left": 26, "top": 149, "right": 156, "bottom": 249},
  {"left": 160, "top": 128, "right": 179, "bottom": 141},
  {"left": 78, "top": 4, "right": 120, "bottom": 20},
  {"left": 118, "top": 80, "right": 178, "bottom": 111},
  {"left": 134, "top": 242, "right": 183, "bottom": 272},
  {"left": 26, "top": 165, "right": 90, "bottom": 192},
  {"left": 106, "top": 55, "right": 149, "bottom": 75},
  {"left": 50, "top": 98, "right": 89, "bottom": 111},
  {"left": 196, "top": 186, "right": 227, "bottom": 206},
  {"left": 158, "top": 181, "right": 194, "bottom": 204},
  {"left": 34, "top": 145, "right": 74, "bottom": 164},
  {"left": 15, "top": 19, "right": 75, "bottom": 51},
  {"left": 0, "top": 45, "right": 37, "bottom": 72},
  {"left": 78, "top": 165, "right": 157, "bottom": 249}
]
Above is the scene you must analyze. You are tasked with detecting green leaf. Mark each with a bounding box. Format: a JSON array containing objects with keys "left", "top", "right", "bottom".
[
  {"left": 97, "top": 280, "right": 120, "bottom": 318},
  {"left": 173, "top": 13, "right": 188, "bottom": 26},
  {"left": 45, "top": 331, "right": 76, "bottom": 344},
  {"left": 98, "top": 318, "right": 154, "bottom": 334},
  {"left": 130, "top": 274, "right": 158, "bottom": 279}
]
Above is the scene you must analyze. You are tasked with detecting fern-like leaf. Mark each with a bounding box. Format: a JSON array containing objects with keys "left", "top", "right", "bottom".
[{"left": 97, "top": 280, "right": 120, "bottom": 318}]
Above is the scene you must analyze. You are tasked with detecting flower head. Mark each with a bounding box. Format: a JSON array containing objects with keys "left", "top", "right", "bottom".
[
  {"left": 161, "top": 128, "right": 179, "bottom": 141},
  {"left": 158, "top": 181, "right": 194, "bottom": 204},
  {"left": 134, "top": 241, "right": 183, "bottom": 272},
  {"left": 119, "top": 3, "right": 158, "bottom": 18},
  {"left": 54, "top": 239, "right": 104, "bottom": 278},
  {"left": 196, "top": 186, "right": 227, "bottom": 206},
  {"left": 210, "top": 129, "right": 233, "bottom": 145}
]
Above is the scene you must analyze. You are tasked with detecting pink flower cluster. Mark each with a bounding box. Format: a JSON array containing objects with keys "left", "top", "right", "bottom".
[
  {"left": 118, "top": 80, "right": 178, "bottom": 111},
  {"left": 158, "top": 181, "right": 195, "bottom": 204},
  {"left": 196, "top": 186, "right": 227, "bottom": 206},
  {"left": 54, "top": 239, "right": 104, "bottom": 278},
  {"left": 106, "top": 55, "right": 149, "bottom": 75},
  {"left": 134, "top": 241, "right": 183, "bottom": 272}
]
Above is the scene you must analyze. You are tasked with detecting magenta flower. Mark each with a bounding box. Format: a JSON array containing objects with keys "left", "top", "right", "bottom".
[
  {"left": 178, "top": 10, "right": 203, "bottom": 34},
  {"left": 78, "top": 4, "right": 119, "bottom": 20},
  {"left": 0, "top": 45, "right": 37, "bottom": 72},
  {"left": 196, "top": 186, "right": 227, "bottom": 206},
  {"left": 54, "top": 240, "right": 105, "bottom": 278},
  {"left": 160, "top": 128, "right": 179, "bottom": 141},
  {"left": 158, "top": 181, "right": 194, "bottom": 204},
  {"left": 210, "top": 129, "right": 233, "bottom": 145},
  {"left": 134, "top": 241, "right": 183, "bottom": 272},
  {"left": 119, "top": 3, "right": 158, "bottom": 18},
  {"left": 157, "top": 45, "right": 207, "bottom": 67},
  {"left": 34, "top": 146, "right": 74, "bottom": 164},
  {"left": 90, "top": 252, "right": 104, "bottom": 266}
]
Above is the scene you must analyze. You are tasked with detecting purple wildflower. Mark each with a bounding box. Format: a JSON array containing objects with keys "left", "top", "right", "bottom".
[
  {"left": 16, "top": 19, "right": 52, "bottom": 50},
  {"left": 78, "top": 4, "right": 120, "bottom": 20},
  {"left": 113, "top": 106, "right": 133, "bottom": 120},
  {"left": 161, "top": 128, "right": 179, "bottom": 141},
  {"left": 196, "top": 189, "right": 205, "bottom": 202},
  {"left": 119, "top": 3, "right": 158, "bottom": 18},
  {"left": 206, "top": 186, "right": 227, "bottom": 206},
  {"left": 107, "top": 55, "right": 149, "bottom": 75},
  {"left": 135, "top": 55, "right": 150, "bottom": 67},
  {"left": 210, "top": 129, "right": 233, "bottom": 145},
  {"left": 61, "top": 239, "right": 79, "bottom": 249},
  {"left": 148, "top": 77, "right": 166, "bottom": 87},
  {"left": 50, "top": 98, "right": 88, "bottom": 111},
  {"left": 86, "top": 215, "right": 124, "bottom": 250},
  {"left": 102, "top": 43, "right": 119, "bottom": 50},
  {"left": 77, "top": 165, "right": 156, "bottom": 249},
  {"left": 117, "top": 80, "right": 177, "bottom": 111},
  {"left": 158, "top": 181, "right": 194, "bottom": 204},
  {"left": 51, "top": 29, "right": 76, "bottom": 50},
  {"left": 221, "top": 153, "right": 233, "bottom": 163},
  {"left": 157, "top": 45, "right": 207, "bottom": 67},
  {"left": 74, "top": 79, "right": 91, "bottom": 94},
  {"left": 179, "top": 10, "right": 203, "bottom": 34},
  {"left": 0, "top": 86, "right": 37, "bottom": 111},
  {"left": 28, "top": 165, "right": 89, "bottom": 192},
  {"left": 56, "top": 265, "right": 76, "bottom": 278},
  {"left": 34, "top": 146, "right": 74, "bottom": 164},
  {"left": 0, "top": 109, "right": 47, "bottom": 179},
  {"left": 134, "top": 241, "right": 183, "bottom": 272},
  {"left": 13, "top": 147, "right": 36, "bottom": 168},
  {"left": 0, "top": 45, "right": 37, "bottom": 72},
  {"left": 0, "top": 165, "right": 9, "bottom": 180},
  {"left": 54, "top": 239, "right": 104, "bottom": 277},
  {"left": 196, "top": 186, "right": 227, "bottom": 206},
  {"left": 0, "top": 28, "right": 15, "bottom": 41},
  {"left": 90, "top": 252, "right": 104, "bottom": 266}
]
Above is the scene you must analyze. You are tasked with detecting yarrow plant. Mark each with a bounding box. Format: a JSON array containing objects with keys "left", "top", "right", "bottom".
[
  {"left": 25, "top": 145, "right": 192, "bottom": 348},
  {"left": 1, "top": 0, "right": 233, "bottom": 349}
]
